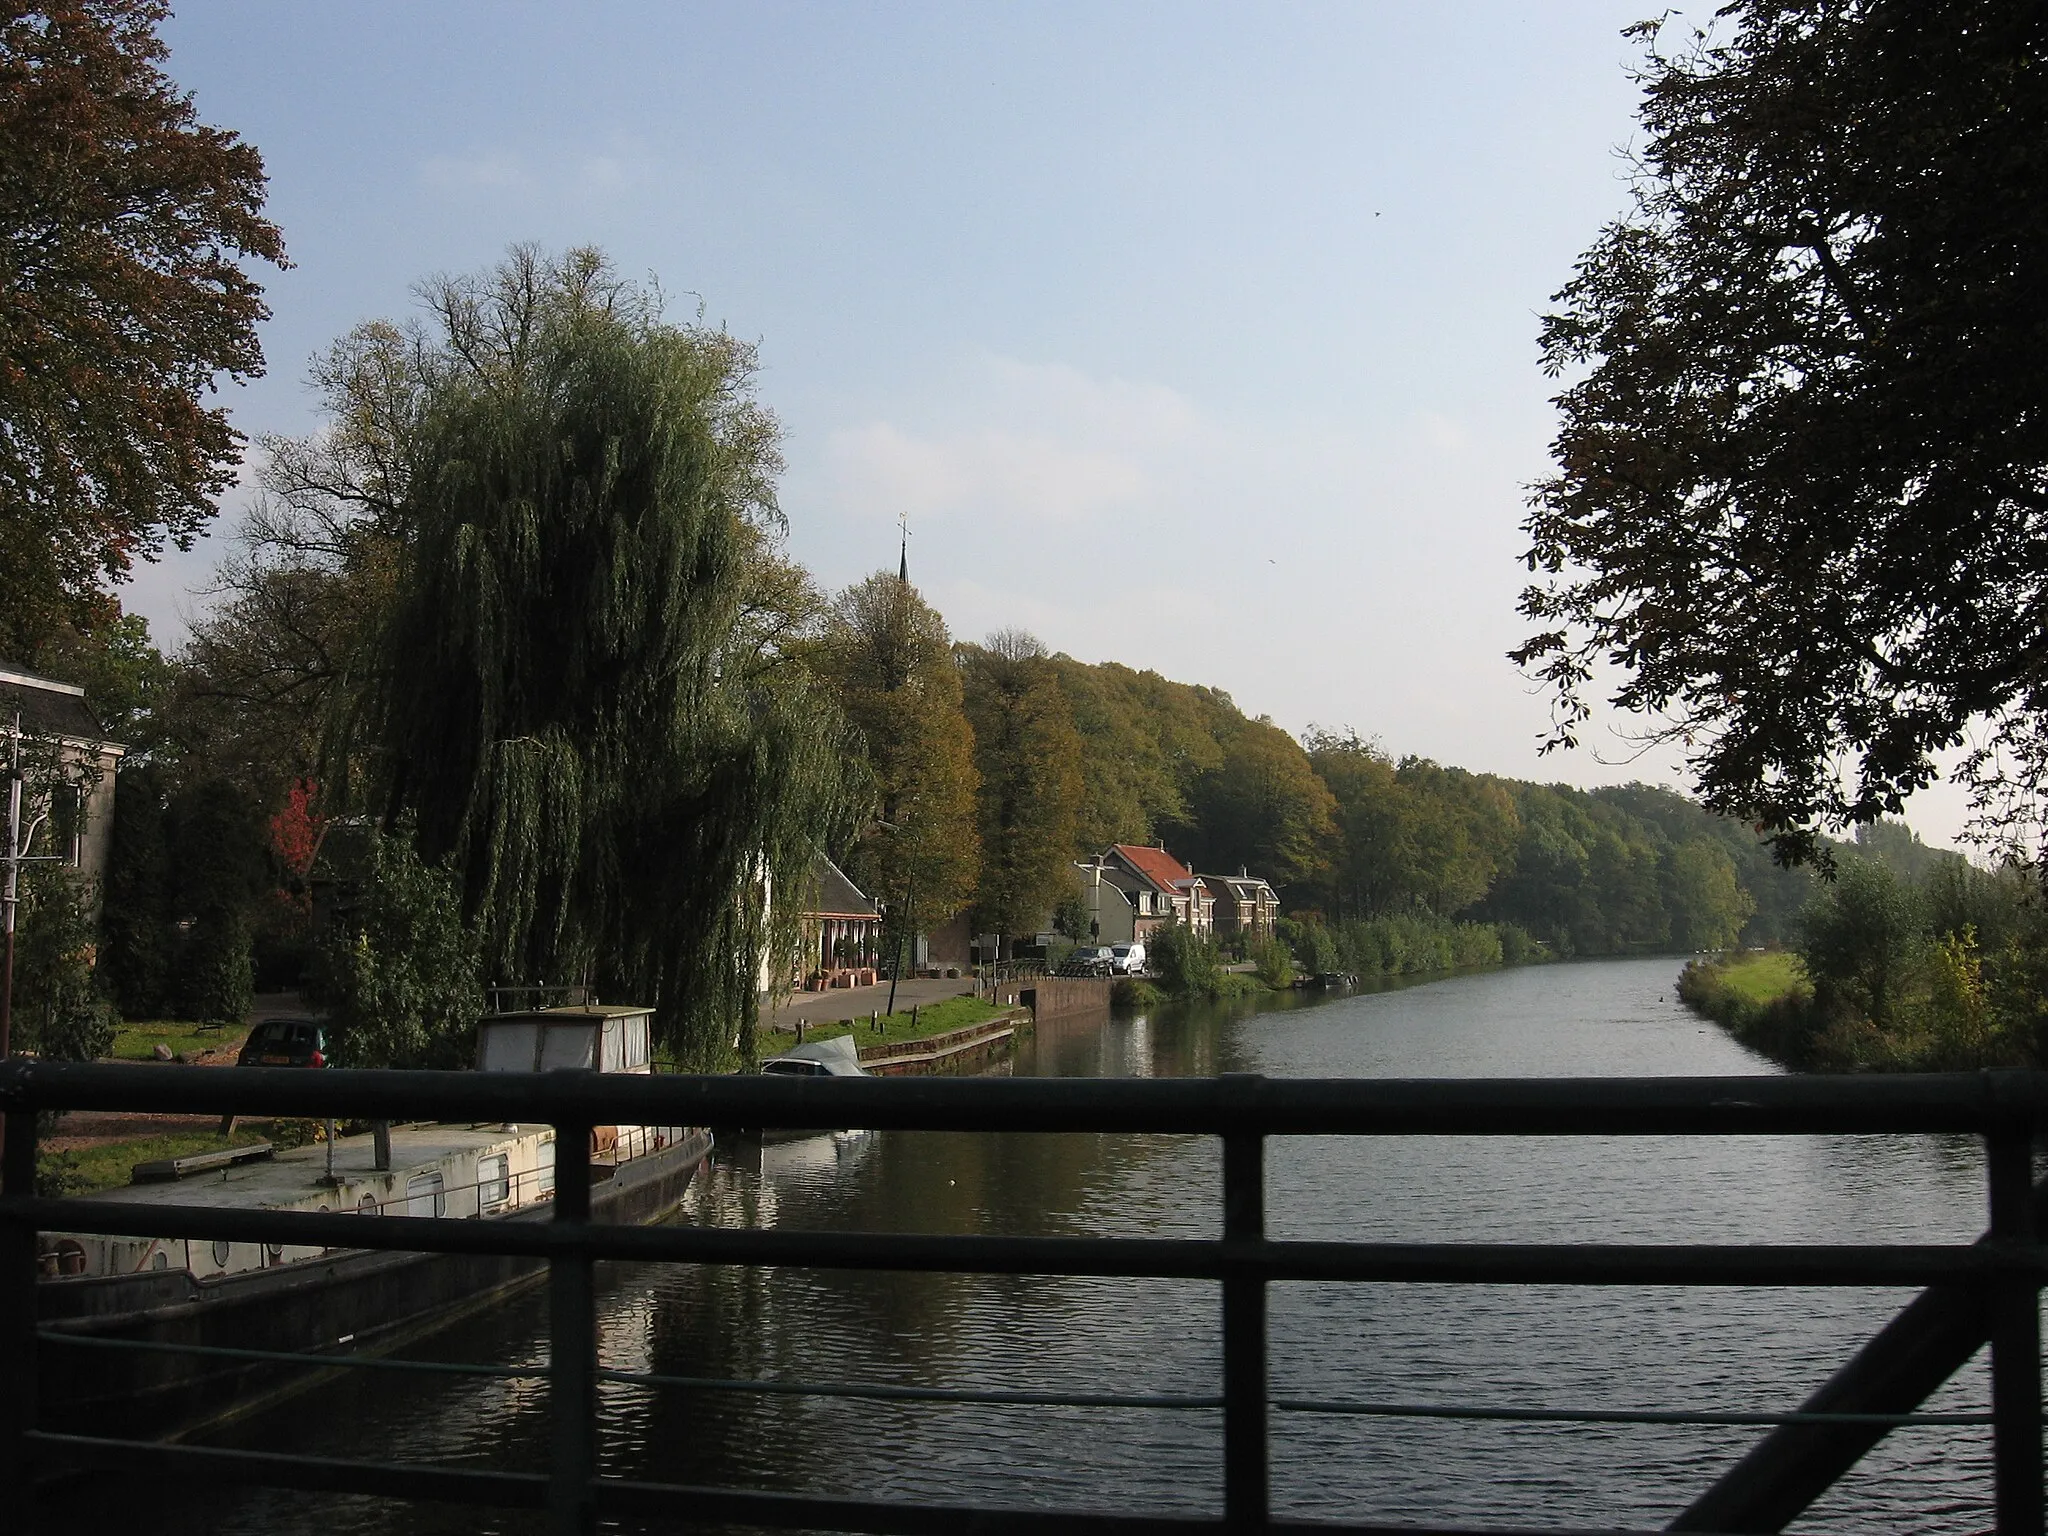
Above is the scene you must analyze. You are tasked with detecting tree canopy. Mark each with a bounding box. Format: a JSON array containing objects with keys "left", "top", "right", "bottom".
[
  {"left": 1515, "top": 2, "right": 2048, "bottom": 861},
  {"left": 959, "top": 629, "right": 1083, "bottom": 943},
  {"left": 0, "top": 0, "right": 285, "bottom": 654},
  {"left": 818, "top": 570, "right": 980, "bottom": 928},
  {"left": 347, "top": 249, "right": 852, "bottom": 1065}
]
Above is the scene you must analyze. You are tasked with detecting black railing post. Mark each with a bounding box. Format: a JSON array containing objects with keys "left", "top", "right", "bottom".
[
  {"left": 1222, "top": 1127, "right": 1268, "bottom": 1533},
  {"left": 2, "top": 1099, "right": 38, "bottom": 1531},
  {"left": 549, "top": 1119, "right": 597, "bottom": 1536},
  {"left": 1988, "top": 1126, "right": 2042, "bottom": 1535}
]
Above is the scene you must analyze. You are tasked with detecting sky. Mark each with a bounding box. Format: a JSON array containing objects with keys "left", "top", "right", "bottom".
[{"left": 128, "top": 2, "right": 1972, "bottom": 846}]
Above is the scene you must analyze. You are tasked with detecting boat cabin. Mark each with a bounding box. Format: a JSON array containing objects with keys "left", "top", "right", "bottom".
[{"left": 475, "top": 1004, "right": 655, "bottom": 1074}]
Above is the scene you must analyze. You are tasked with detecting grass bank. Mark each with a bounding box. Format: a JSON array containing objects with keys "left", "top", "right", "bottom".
[
  {"left": 766, "top": 996, "right": 1006, "bottom": 1052},
  {"left": 1677, "top": 951, "right": 1818, "bottom": 1065},
  {"left": 108, "top": 1019, "right": 246, "bottom": 1063}
]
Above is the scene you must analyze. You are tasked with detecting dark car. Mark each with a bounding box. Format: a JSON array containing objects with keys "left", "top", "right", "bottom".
[{"left": 236, "top": 1017, "right": 329, "bottom": 1069}]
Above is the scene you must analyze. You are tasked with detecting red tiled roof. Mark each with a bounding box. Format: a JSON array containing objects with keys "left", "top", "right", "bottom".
[{"left": 1109, "top": 843, "right": 1195, "bottom": 892}]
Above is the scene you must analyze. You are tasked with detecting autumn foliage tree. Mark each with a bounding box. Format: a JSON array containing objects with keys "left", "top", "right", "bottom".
[
  {"left": 818, "top": 571, "right": 980, "bottom": 937},
  {"left": 959, "top": 629, "right": 1083, "bottom": 948},
  {"left": 0, "top": 0, "right": 286, "bottom": 654}
]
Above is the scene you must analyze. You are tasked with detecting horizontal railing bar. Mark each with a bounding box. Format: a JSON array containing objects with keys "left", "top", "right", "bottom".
[
  {"left": 34, "top": 1433, "right": 1687, "bottom": 1536},
  {"left": 5, "top": 1059, "right": 2044, "bottom": 1136},
  {"left": 30, "top": 1334, "right": 1990, "bottom": 1426},
  {"left": 29, "top": 1430, "right": 546, "bottom": 1508},
  {"left": 599, "top": 1367, "right": 1224, "bottom": 1410},
  {"left": 15, "top": 1199, "right": 2044, "bottom": 1286},
  {"left": 593, "top": 1473, "right": 1678, "bottom": 1536},
  {"left": 1270, "top": 1397, "right": 1993, "bottom": 1428},
  {"left": 35, "top": 1330, "right": 548, "bottom": 1381}
]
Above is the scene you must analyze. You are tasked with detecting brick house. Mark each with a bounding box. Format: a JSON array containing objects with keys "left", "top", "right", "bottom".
[
  {"left": 798, "top": 853, "right": 882, "bottom": 990},
  {"left": 1201, "top": 869, "right": 1281, "bottom": 942},
  {"left": 1078, "top": 844, "right": 1214, "bottom": 941}
]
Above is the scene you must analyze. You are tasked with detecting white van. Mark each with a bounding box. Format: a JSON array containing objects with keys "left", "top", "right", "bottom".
[{"left": 1109, "top": 942, "right": 1147, "bottom": 976}]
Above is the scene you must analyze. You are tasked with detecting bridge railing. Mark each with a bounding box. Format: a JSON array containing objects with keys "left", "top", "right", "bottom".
[{"left": 1, "top": 1062, "right": 2043, "bottom": 1535}]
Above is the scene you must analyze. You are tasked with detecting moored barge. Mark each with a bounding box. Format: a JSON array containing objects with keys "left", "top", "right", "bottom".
[{"left": 33, "top": 1004, "right": 711, "bottom": 1441}]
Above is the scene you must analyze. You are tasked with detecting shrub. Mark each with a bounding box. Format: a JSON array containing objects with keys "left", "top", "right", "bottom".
[
  {"left": 309, "top": 824, "right": 482, "bottom": 1070},
  {"left": 1250, "top": 936, "right": 1295, "bottom": 989},
  {"left": 1150, "top": 923, "right": 1222, "bottom": 997},
  {"left": 14, "top": 869, "right": 116, "bottom": 1061},
  {"left": 177, "top": 905, "right": 254, "bottom": 1024},
  {"left": 1110, "top": 978, "right": 1165, "bottom": 1010},
  {"left": 1497, "top": 923, "right": 1544, "bottom": 966}
]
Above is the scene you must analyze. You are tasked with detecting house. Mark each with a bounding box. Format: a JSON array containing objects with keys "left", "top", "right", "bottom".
[
  {"left": 1201, "top": 869, "right": 1281, "bottom": 942},
  {"left": 797, "top": 852, "right": 883, "bottom": 990},
  {"left": 1078, "top": 844, "right": 1214, "bottom": 940},
  {"left": 0, "top": 665, "right": 124, "bottom": 889}
]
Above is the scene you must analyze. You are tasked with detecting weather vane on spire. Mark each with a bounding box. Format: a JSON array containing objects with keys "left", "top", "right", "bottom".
[{"left": 897, "top": 511, "right": 910, "bottom": 583}]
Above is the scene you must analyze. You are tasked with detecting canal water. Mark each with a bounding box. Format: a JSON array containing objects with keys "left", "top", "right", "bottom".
[{"left": 80, "top": 958, "right": 2003, "bottom": 1533}]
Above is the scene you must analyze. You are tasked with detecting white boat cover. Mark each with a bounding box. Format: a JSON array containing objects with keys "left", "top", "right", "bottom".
[{"left": 765, "top": 1034, "right": 868, "bottom": 1075}]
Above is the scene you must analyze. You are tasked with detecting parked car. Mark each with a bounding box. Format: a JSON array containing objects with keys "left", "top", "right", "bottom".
[
  {"left": 1109, "top": 942, "right": 1147, "bottom": 976},
  {"left": 236, "top": 1018, "right": 328, "bottom": 1069},
  {"left": 1059, "top": 946, "right": 1116, "bottom": 977}
]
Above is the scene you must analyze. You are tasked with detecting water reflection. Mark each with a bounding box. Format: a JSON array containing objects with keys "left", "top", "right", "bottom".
[{"left": 64, "top": 958, "right": 2006, "bottom": 1534}]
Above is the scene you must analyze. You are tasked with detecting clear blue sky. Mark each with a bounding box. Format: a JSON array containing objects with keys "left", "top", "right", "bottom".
[{"left": 126, "top": 4, "right": 1970, "bottom": 844}]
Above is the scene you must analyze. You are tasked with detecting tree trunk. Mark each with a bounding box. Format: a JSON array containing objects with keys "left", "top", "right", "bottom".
[{"left": 372, "top": 1119, "right": 392, "bottom": 1171}]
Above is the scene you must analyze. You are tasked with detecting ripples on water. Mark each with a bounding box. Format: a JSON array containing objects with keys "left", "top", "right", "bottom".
[{"left": 72, "top": 958, "right": 2014, "bottom": 1533}]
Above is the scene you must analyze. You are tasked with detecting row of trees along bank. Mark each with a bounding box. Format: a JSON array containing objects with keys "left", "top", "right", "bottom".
[
  {"left": 1679, "top": 825, "right": 2048, "bottom": 1072},
  {"left": 10, "top": 247, "right": 1828, "bottom": 1072}
]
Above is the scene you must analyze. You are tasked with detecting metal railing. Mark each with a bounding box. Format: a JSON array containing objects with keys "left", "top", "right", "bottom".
[{"left": 1, "top": 1061, "right": 2044, "bottom": 1535}]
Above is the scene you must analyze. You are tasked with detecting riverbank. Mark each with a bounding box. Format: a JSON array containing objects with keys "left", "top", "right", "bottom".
[
  {"left": 1676, "top": 951, "right": 1816, "bottom": 1066},
  {"left": 1679, "top": 944, "right": 2038, "bottom": 1072},
  {"left": 765, "top": 995, "right": 1043, "bottom": 1076}
]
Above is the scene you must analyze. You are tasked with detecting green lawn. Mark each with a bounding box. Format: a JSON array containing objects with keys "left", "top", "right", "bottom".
[
  {"left": 1709, "top": 950, "right": 1807, "bottom": 1006},
  {"left": 38, "top": 1127, "right": 273, "bottom": 1197},
  {"left": 109, "top": 1018, "right": 246, "bottom": 1063},
  {"left": 769, "top": 996, "right": 1006, "bottom": 1052}
]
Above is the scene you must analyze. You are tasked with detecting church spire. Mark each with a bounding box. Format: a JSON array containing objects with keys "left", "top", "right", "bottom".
[{"left": 897, "top": 511, "right": 910, "bottom": 583}]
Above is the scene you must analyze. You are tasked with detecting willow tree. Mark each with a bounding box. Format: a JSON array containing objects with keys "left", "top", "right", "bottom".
[{"left": 352, "top": 248, "right": 850, "bottom": 1066}]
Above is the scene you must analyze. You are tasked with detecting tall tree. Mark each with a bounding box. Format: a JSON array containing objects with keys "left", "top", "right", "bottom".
[
  {"left": 353, "top": 248, "right": 851, "bottom": 1066},
  {"left": 959, "top": 629, "right": 1084, "bottom": 945},
  {"left": 817, "top": 571, "right": 980, "bottom": 932},
  {"left": 0, "top": 0, "right": 285, "bottom": 654},
  {"left": 1176, "top": 718, "right": 1336, "bottom": 891},
  {"left": 1515, "top": 3, "right": 2048, "bottom": 861},
  {"left": 1663, "top": 838, "right": 1754, "bottom": 951}
]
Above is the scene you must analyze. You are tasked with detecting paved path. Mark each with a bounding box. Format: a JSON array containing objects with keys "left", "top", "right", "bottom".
[{"left": 762, "top": 975, "right": 977, "bottom": 1032}]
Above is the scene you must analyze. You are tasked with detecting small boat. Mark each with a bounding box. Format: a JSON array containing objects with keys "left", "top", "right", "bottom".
[
  {"left": 740, "top": 1034, "right": 869, "bottom": 1145},
  {"left": 34, "top": 1004, "right": 712, "bottom": 1443},
  {"left": 760, "top": 1033, "right": 870, "bottom": 1078}
]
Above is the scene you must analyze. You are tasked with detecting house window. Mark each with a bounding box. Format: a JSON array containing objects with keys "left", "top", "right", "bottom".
[
  {"left": 478, "top": 1154, "right": 510, "bottom": 1210},
  {"left": 405, "top": 1171, "right": 446, "bottom": 1217},
  {"left": 537, "top": 1138, "right": 556, "bottom": 1198}
]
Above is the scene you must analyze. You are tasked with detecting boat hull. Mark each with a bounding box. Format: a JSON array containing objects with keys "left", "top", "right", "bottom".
[{"left": 33, "top": 1128, "right": 711, "bottom": 1442}]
